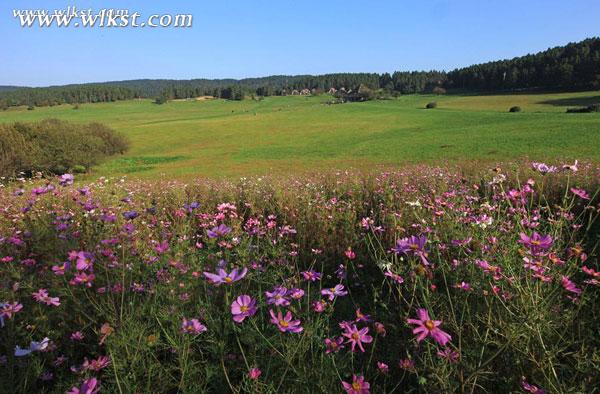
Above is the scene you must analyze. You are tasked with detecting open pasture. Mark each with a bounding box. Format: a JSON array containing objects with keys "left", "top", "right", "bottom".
[{"left": 1, "top": 91, "right": 599, "bottom": 178}]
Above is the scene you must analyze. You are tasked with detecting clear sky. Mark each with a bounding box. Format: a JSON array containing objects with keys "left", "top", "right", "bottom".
[{"left": 1, "top": 0, "right": 599, "bottom": 87}]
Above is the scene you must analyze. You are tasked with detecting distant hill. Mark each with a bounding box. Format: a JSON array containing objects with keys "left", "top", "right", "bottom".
[
  {"left": 0, "top": 86, "right": 24, "bottom": 92},
  {"left": 1, "top": 37, "right": 599, "bottom": 108}
]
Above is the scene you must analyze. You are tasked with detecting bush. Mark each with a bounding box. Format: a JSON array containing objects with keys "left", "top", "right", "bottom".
[
  {"left": 0, "top": 119, "right": 128, "bottom": 178},
  {"left": 72, "top": 164, "right": 87, "bottom": 173},
  {"left": 509, "top": 106, "right": 522, "bottom": 112},
  {"left": 425, "top": 101, "right": 437, "bottom": 109},
  {"left": 27, "top": 105, "right": 34, "bottom": 110},
  {"left": 566, "top": 104, "right": 600, "bottom": 113}
]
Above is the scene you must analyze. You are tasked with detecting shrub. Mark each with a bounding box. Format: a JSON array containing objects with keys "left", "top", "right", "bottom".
[
  {"left": 0, "top": 119, "right": 128, "bottom": 178},
  {"left": 566, "top": 104, "right": 600, "bottom": 113},
  {"left": 509, "top": 106, "right": 522, "bottom": 112},
  {"left": 425, "top": 101, "right": 437, "bottom": 109},
  {"left": 27, "top": 105, "right": 34, "bottom": 110},
  {"left": 72, "top": 164, "right": 87, "bottom": 173}
]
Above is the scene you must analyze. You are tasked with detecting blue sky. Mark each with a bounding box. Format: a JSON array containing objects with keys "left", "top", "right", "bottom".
[{"left": 1, "top": 0, "right": 599, "bottom": 87}]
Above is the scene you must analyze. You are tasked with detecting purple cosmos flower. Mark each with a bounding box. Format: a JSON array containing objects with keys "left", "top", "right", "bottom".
[
  {"left": 342, "top": 375, "right": 370, "bottom": 394},
  {"left": 269, "top": 309, "right": 303, "bottom": 333},
  {"left": 377, "top": 361, "right": 389, "bottom": 374},
  {"left": 392, "top": 235, "right": 430, "bottom": 265},
  {"left": 324, "top": 337, "right": 345, "bottom": 354},
  {"left": 231, "top": 295, "right": 257, "bottom": 323},
  {"left": 68, "top": 377, "right": 100, "bottom": 394},
  {"left": 181, "top": 318, "right": 207, "bottom": 335},
  {"left": 123, "top": 210, "right": 139, "bottom": 220},
  {"left": 531, "top": 162, "right": 557, "bottom": 174},
  {"left": 301, "top": 270, "right": 322, "bottom": 282},
  {"left": 342, "top": 324, "right": 373, "bottom": 352},
  {"left": 519, "top": 232, "right": 553, "bottom": 255},
  {"left": 207, "top": 223, "right": 232, "bottom": 238},
  {"left": 58, "top": 173, "right": 74, "bottom": 186},
  {"left": 15, "top": 337, "right": 50, "bottom": 357},
  {"left": 265, "top": 286, "right": 290, "bottom": 306},
  {"left": 407, "top": 308, "right": 452, "bottom": 346},
  {"left": 203, "top": 267, "right": 247, "bottom": 285},
  {"left": 321, "top": 284, "right": 348, "bottom": 301}
]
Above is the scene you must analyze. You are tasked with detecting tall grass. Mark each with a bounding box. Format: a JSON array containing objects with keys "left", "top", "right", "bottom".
[{"left": 0, "top": 163, "right": 598, "bottom": 393}]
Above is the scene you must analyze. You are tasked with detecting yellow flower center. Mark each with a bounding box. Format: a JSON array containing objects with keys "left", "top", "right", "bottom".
[
  {"left": 531, "top": 240, "right": 540, "bottom": 246},
  {"left": 352, "top": 332, "right": 360, "bottom": 340},
  {"left": 425, "top": 320, "right": 435, "bottom": 330},
  {"left": 224, "top": 277, "right": 233, "bottom": 283},
  {"left": 279, "top": 320, "right": 289, "bottom": 328},
  {"left": 240, "top": 306, "right": 248, "bottom": 312},
  {"left": 352, "top": 382, "right": 361, "bottom": 390},
  {"left": 330, "top": 288, "right": 336, "bottom": 292},
  {"left": 409, "top": 243, "right": 419, "bottom": 250}
]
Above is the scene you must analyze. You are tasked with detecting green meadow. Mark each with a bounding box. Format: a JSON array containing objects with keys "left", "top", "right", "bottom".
[{"left": 1, "top": 91, "right": 599, "bottom": 178}]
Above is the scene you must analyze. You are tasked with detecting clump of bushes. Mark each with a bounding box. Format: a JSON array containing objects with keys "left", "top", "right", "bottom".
[
  {"left": 0, "top": 119, "right": 128, "bottom": 178},
  {"left": 425, "top": 101, "right": 437, "bottom": 109},
  {"left": 509, "top": 106, "right": 522, "bottom": 112},
  {"left": 566, "top": 104, "right": 600, "bottom": 113}
]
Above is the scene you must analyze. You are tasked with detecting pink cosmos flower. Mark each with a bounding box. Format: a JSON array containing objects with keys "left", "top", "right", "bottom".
[
  {"left": 248, "top": 367, "right": 261, "bottom": 380},
  {"left": 68, "top": 377, "right": 99, "bottom": 394},
  {"left": 0, "top": 301, "right": 23, "bottom": 319},
  {"left": 561, "top": 276, "right": 581, "bottom": 295},
  {"left": 181, "top": 318, "right": 207, "bottom": 335},
  {"left": 75, "top": 251, "right": 94, "bottom": 271},
  {"left": 519, "top": 232, "right": 553, "bottom": 255},
  {"left": 342, "top": 324, "right": 373, "bottom": 352},
  {"left": 342, "top": 375, "right": 370, "bottom": 394},
  {"left": 384, "top": 271, "right": 404, "bottom": 284},
  {"left": 203, "top": 267, "right": 247, "bottom": 286},
  {"left": 231, "top": 295, "right": 257, "bottom": 323},
  {"left": 301, "top": 270, "right": 322, "bottom": 282},
  {"left": 32, "top": 289, "right": 60, "bottom": 307},
  {"left": 407, "top": 308, "right": 452, "bottom": 346},
  {"left": 70, "top": 272, "right": 95, "bottom": 287},
  {"left": 269, "top": 309, "right": 303, "bottom": 333},
  {"left": 570, "top": 187, "right": 590, "bottom": 200},
  {"left": 437, "top": 348, "right": 460, "bottom": 363},
  {"left": 377, "top": 361, "right": 389, "bottom": 374},
  {"left": 521, "top": 376, "right": 546, "bottom": 393},
  {"left": 321, "top": 284, "right": 348, "bottom": 301},
  {"left": 312, "top": 300, "right": 327, "bottom": 313}
]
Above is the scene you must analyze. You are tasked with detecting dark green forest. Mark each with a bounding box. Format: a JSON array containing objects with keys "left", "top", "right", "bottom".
[{"left": 1, "top": 37, "right": 599, "bottom": 108}]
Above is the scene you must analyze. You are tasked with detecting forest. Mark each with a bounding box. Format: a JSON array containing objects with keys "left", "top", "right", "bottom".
[{"left": 1, "top": 37, "right": 598, "bottom": 108}]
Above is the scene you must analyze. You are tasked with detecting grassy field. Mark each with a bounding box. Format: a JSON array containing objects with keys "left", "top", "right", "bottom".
[{"left": 1, "top": 90, "right": 599, "bottom": 178}]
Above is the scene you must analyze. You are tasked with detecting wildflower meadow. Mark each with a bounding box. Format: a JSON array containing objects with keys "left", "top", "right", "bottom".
[{"left": 0, "top": 162, "right": 598, "bottom": 393}]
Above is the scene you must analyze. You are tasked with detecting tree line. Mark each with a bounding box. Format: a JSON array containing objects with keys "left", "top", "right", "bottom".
[{"left": 1, "top": 37, "right": 598, "bottom": 108}]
